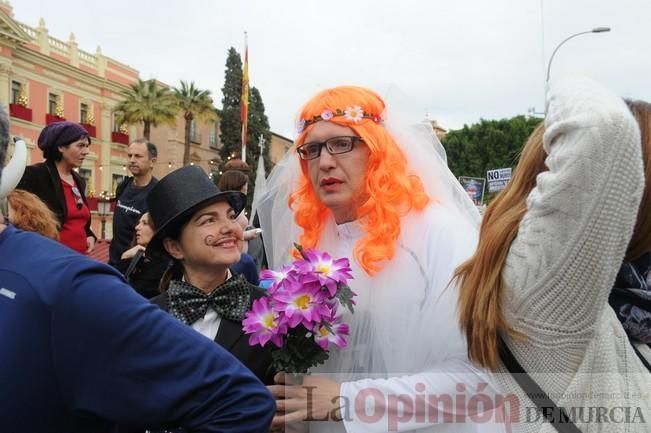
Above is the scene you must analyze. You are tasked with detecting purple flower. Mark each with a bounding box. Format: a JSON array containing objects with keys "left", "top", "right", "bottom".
[
  {"left": 260, "top": 264, "right": 298, "bottom": 294},
  {"left": 313, "top": 316, "right": 350, "bottom": 350},
  {"left": 242, "top": 297, "right": 287, "bottom": 347},
  {"left": 325, "top": 298, "right": 340, "bottom": 320},
  {"left": 273, "top": 283, "right": 331, "bottom": 328},
  {"left": 243, "top": 245, "right": 357, "bottom": 374},
  {"left": 296, "top": 119, "right": 306, "bottom": 134},
  {"left": 321, "top": 110, "right": 334, "bottom": 121},
  {"left": 298, "top": 250, "right": 353, "bottom": 296}
]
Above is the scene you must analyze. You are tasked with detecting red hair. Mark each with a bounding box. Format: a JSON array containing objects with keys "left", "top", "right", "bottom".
[
  {"left": 8, "top": 189, "right": 60, "bottom": 240},
  {"left": 289, "top": 86, "right": 429, "bottom": 275}
]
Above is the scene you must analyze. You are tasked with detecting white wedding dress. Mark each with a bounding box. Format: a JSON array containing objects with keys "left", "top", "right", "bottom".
[{"left": 258, "top": 119, "right": 509, "bottom": 433}]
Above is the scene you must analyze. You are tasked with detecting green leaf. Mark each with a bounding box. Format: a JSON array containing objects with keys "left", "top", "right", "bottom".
[
  {"left": 270, "top": 326, "right": 331, "bottom": 373},
  {"left": 336, "top": 284, "right": 356, "bottom": 314}
]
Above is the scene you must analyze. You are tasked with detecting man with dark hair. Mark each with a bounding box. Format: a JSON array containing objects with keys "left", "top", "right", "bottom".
[
  {"left": 109, "top": 138, "right": 158, "bottom": 271},
  {"left": 0, "top": 106, "right": 275, "bottom": 433}
]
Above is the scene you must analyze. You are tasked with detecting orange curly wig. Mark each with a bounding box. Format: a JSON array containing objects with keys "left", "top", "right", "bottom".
[{"left": 289, "top": 86, "right": 429, "bottom": 275}]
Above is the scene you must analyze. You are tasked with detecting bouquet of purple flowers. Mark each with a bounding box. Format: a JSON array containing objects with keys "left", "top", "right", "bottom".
[{"left": 242, "top": 245, "right": 356, "bottom": 374}]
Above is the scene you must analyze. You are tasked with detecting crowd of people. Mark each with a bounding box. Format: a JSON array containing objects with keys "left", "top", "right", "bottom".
[{"left": 1, "top": 74, "right": 650, "bottom": 433}]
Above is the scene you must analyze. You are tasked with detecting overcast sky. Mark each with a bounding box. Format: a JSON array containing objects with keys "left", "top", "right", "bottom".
[{"left": 11, "top": 0, "right": 651, "bottom": 138}]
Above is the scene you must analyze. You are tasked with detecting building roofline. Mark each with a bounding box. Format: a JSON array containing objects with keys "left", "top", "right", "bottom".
[{"left": 271, "top": 131, "right": 292, "bottom": 142}]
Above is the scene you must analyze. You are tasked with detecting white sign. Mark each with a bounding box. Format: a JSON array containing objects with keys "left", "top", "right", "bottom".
[{"left": 486, "top": 168, "right": 512, "bottom": 193}]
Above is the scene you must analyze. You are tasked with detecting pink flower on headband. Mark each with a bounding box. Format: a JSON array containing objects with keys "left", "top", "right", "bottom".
[
  {"left": 344, "top": 106, "right": 364, "bottom": 123},
  {"left": 296, "top": 119, "right": 306, "bottom": 134},
  {"left": 321, "top": 110, "right": 334, "bottom": 121},
  {"left": 296, "top": 106, "right": 381, "bottom": 133}
]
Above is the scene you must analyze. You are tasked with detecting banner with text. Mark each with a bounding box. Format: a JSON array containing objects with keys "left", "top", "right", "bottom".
[{"left": 487, "top": 167, "right": 512, "bottom": 193}]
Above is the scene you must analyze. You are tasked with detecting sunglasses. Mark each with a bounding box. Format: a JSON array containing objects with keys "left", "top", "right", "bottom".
[
  {"left": 71, "top": 186, "right": 83, "bottom": 210},
  {"left": 296, "top": 136, "right": 363, "bottom": 161}
]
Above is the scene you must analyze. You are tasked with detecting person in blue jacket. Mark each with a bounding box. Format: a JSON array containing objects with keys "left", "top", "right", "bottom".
[{"left": 0, "top": 106, "right": 275, "bottom": 433}]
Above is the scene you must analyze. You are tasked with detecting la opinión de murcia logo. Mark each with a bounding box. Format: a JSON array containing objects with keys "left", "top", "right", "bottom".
[{"left": 296, "top": 381, "right": 647, "bottom": 432}]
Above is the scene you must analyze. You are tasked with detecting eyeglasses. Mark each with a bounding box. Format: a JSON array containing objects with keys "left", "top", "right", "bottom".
[
  {"left": 71, "top": 186, "right": 83, "bottom": 210},
  {"left": 296, "top": 136, "right": 363, "bottom": 161}
]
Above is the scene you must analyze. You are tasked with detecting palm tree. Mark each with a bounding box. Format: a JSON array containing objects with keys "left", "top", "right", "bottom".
[
  {"left": 113, "top": 79, "right": 178, "bottom": 140},
  {"left": 174, "top": 81, "right": 217, "bottom": 166}
]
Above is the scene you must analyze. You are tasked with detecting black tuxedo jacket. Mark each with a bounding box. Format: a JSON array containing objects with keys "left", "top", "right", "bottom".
[
  {"left": 151, "top": 282, "right": 275, "bottom": 385},
  {"left": 17, "top": 161, "right": 96, "bottom": 239}
]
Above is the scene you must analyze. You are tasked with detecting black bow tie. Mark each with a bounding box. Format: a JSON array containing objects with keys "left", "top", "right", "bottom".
[{"left": 168, "top": 274, "right": 251, "bottom": 324}]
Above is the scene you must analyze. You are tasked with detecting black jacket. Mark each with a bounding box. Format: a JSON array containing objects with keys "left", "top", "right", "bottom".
[
  {"left": 17, "top": 161, "right": 96, "bottom": 240},
  {"left": 151, "top": 281, "right": 275, "bottom": 384},
  {"left": 120, "top": 251, "right": 169, "bottom": 299}
]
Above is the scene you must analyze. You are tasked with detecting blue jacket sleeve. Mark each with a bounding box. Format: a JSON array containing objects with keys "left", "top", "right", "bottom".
[{"left": 50, "top": 260, "right": 274, "bottom": 432}]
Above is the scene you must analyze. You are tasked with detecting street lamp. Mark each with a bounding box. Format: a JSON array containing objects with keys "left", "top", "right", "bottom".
[
  {"left": 546, "top": 27, "right": 610, "bottom": 82},
  {"left": 97, "top": 196, "right": 113, "bottom": 240}
]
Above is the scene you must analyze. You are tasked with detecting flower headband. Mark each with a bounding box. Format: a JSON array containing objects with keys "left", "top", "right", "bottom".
[{"left": 296, "top": 105, "right": 382, "bottom": 133}]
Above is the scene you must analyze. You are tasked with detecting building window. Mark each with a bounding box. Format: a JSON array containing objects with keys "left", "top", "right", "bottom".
[
  {"left": 78, "top": 168, "right": 92, "bottom": 195},
  {"left": 190, "top": 119, "right": 197, "bottom": 142},
  {"left": 80, "top": 103, "right": 89, "bottom": 124},
  {"left": 112, "top": 174, "right": 125, "bottom": 194},
  {"left": 209, "top": 121, "right": 218, "bottom": 149},
  {"left": 190, "top": 119, "right": 199, "bottom": 144},
  {"left": 11, "top": 81, "right": 21, "bottom": 105},
  {"left": 112, "top": 114, "right": 121, "bottom": 132},
  {"left": 48, "top": 93, "right": 60, "bottom": 114}
]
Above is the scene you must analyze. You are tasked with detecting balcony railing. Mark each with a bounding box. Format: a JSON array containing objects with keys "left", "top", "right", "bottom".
[
  {"left": 81, "top": 123, "right": 97, "bottom": 138},
  {"left": 9, "top": 104, "right": 32, "bottom": 122},
  {"left": 111, "top": 131, "right": 129, "bottom": 145},
  {"left": 46, "top": 113, "right": 66, "bottom": 125},
  {"left": 48, "top": 35, "right": 69, "bottom": 56},
  {"left": 17, "top": 23, "right": 36, "bottom": 39}
]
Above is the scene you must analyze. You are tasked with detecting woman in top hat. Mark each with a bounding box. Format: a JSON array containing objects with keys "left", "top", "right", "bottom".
[
  {"left": 17, "top": 121, "right": 96, "bottom": 253},
  {"left": 146, "top": 165, "right": 274, "bottom": 386}
]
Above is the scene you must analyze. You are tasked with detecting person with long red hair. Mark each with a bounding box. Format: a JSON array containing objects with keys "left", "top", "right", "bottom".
[
  {"left": 7, "top": 189, "right": 59, "bottom": 240},
  {"left": 455, "top": 76, "right": 651, "bottom": 431},
  {"left": 259, "top": 86, "right": 500, "bottom": 432}
]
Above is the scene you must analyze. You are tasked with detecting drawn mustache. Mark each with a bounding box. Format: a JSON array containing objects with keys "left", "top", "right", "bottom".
[{"left": 204, "top": 234, "right": 244, "bottom": 247}]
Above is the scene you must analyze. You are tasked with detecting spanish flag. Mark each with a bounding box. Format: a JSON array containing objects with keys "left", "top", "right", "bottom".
[{"left": 240, "top": 34, "right": 249, "bottom": 163}]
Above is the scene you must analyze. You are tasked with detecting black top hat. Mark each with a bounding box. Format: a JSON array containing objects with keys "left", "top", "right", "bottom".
[{"left": 147, "top": 166, "right": 246, "bottom": 256}]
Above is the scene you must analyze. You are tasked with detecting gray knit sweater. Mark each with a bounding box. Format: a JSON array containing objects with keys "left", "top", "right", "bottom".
[{"left": 499, "top": 76, "right": 651, "bottom": 432}]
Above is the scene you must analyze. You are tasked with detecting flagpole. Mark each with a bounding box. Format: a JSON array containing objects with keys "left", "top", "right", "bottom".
[{"left": 240, "top": 32, "right": 249, "bottom": 163}]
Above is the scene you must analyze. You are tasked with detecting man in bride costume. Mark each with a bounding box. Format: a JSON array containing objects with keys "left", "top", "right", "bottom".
[{"left": 258, "top": 85, "right": 510, "bottom": 433}]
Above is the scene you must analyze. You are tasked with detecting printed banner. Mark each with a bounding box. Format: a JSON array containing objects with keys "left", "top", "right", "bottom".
[
  {"left": 487, "top": 167, "right": 512, "bottom": 193},
  {"left": 459, "top": 176, "right": 486, "bottom": 206}
]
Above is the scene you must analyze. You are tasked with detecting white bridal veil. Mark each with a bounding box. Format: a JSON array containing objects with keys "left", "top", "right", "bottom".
[
  {"left": 257, "top": 95, "right": 482, "bottom": 370},
  {"left": 257, "top": 104, "right": 480, "bottom": 271}
]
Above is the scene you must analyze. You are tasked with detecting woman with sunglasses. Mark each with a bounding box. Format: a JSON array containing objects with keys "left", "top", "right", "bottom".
[
  {"left": 260, "top": 86, "right": 501, "bottom": 432},
  {"left": 17, "top": 121, "right": 96, "bottom": 254}
]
